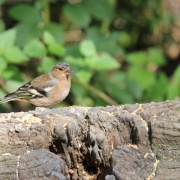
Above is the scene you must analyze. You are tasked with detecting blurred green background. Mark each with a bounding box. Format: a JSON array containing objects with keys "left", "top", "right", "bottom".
[{"left": 0, "top": 0, "right": 179, "bottom": 112}]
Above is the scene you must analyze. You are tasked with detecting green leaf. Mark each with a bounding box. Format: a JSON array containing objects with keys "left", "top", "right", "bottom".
[
  {"left": 146, "top": 73, "right": 168, "bottom": 101},
  {"left": 71, "top": 83, "right": 87, "bottom": 97},
  {"left": 43, "top": 31, "right": 55, "bottom": 45},
  {"left": 80, "top": 40, "right": 97, "bottom": 57},
  {"left": 85, "top": 53, "right": 120, "bottom": 71},
  {"left": 71, "top": 83, "right": 94, "bottom": 106},
  {"left": 38, "top": 57, "right": 56, "bottom": 73},
  {"left": 147, "top": 48, "right": 165, "bottom": 65},
  {"left": 0, "top": 29, "right": 16, "bottom": 51},
  {"left": 24, "top": 39, "right": 46, "bottom": 58},
  {"left": 167, "top": 65, "right": 180, "bottom": 99},
  {"left": 48, "top": 42, "right": 65, "bottom": 57},
  {"left": 43, "top": 23, "right": 64, "bottom": 43},
  {"left": 0, "top": 88, "right": 6, "bottom": 100},
  {"left": 3, "top": 46, "right": 27, "bottom": 63},
  {"left": 84, "top": 0, "right": 114, "bottom": 20},
  {"left": 109, "top": 71, "right": 126, "bottom": 82},
  {"left": 65, "top": 56, "right": 85, "bottom": 67},
  {"left": 64, "top": 4, "right": 90, "bottom": 27},
  {"left": 0, "top": 0, "right": 5, "bottom": 5},
  {"left": 118, "top": 31, "right": 132, "bottom": 48},
  {"left": 0, "top": 20, "right": 5, "bottom": 32},
  {"left": 100, "top": 72, "right": 135, "bottom": 104},
  {"left": 127, "top": 66, "right": 156, "bottom": 90},
  {"left": 5, "top": 80, "right": 24, "bottom": 93},
  {"left": 15, "top": 23, "right": 40, "bottom": 47},
  {"left": 167, "top": 83, "right": 180, "bottom": 99},
  {"left": 126, "top": 48, "right": 166, "bottom": 67},
  {"left": 126, "top": 80, "right": 143, "bottom": 100},
  {"left": 2, "top": 66, "right": 23, "bottom": 81},
  {"left": 9, "top": 4, "right": 41, "bottom": 23},
  {"left": 75, "top": 70, "right": 92, "bottom": 83},
  {"left": 76, "top": 96, "right": 94, "bottom": 106},
  {"left": 0, "top": 57, "right": 7, "bottom": 75},
  {"left": 126, "top": 51, "right": 148, "bottom": 66},
  {"left": 86, "top": 28, "right": 122, "bottom": 54},
  {"left": 107, "top": 85, "right": 134, "bottom": 104},
  {"left": 66, "top": 44, "right": 82, "bottom": 58},
  {"left": 172, "top": 65, "right": 180, "bottom": 82}
]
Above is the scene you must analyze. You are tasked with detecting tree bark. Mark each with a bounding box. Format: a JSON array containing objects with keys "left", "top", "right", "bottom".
[{"left": 0, "top": 100, "right": 180, "bottom": 180}]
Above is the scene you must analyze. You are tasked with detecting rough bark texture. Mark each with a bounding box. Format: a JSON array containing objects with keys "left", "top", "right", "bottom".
[{"left": 0, "top": 100, "right": 180, "bottom": 180}]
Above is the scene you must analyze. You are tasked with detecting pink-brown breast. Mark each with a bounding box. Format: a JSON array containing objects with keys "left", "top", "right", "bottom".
[{"left": 29, "top": 76, "right": 71, "bottom": 107}]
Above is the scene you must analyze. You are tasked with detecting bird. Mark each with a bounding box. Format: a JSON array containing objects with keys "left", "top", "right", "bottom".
[{"left": 0, "top": 62, "right": 72, "bottom": 107}]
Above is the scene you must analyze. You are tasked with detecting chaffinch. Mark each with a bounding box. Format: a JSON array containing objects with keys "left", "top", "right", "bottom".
[{"left": 0, "top": 62, "right": 72, "bottom": 107}]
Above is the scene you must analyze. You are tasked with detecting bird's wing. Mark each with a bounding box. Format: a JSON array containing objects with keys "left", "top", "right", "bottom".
[
  {"left": 16, "top": 73, "right": 57, "bottom": 99},
  {"left": 14, "top": 81, "right": 45, "bottom": 99},
  {"left": 1, "top": 73, "right": 57, "bottom": 103},
  {"left": 0, "top": 81, "right": 35, "bottom": 104}
]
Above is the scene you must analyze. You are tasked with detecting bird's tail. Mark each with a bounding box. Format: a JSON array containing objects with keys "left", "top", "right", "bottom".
[{"left": 0, "top": 93, "right": 17, "bottom": 104}]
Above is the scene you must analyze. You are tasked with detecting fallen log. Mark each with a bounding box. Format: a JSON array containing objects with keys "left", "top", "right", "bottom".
[{"left": 0, "top": 100, "right": 180, "bottom": 179}]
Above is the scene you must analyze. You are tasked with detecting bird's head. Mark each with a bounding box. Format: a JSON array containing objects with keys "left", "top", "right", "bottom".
[{"left": 52, "top": 62, "right": 72, "bottom": 79}]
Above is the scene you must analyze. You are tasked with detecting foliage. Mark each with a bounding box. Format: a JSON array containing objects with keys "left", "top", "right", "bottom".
[{"left": 0, "top": 0, "right": 179, "bottom": 112}]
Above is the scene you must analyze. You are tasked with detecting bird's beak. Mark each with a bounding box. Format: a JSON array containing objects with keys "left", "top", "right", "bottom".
[{"left": 65, "top": 68, "right": 72, "bottom": 75}]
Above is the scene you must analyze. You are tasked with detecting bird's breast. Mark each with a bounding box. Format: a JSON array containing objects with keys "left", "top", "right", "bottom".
[{"left": 29, "top": 78, "right": 71, "bottom": 107}]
